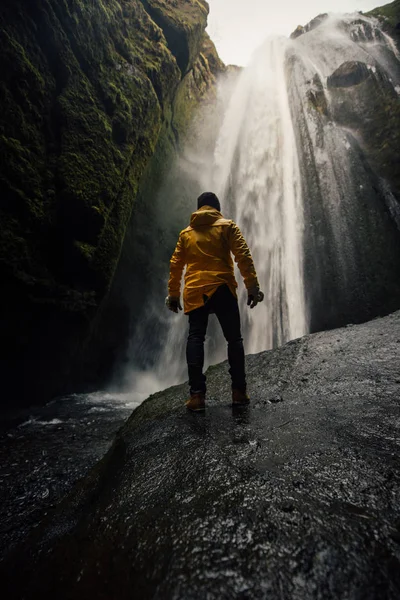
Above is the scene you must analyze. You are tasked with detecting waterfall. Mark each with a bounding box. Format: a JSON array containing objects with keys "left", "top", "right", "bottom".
[
  {"left": 121, "top": 13, "right": 400, "bottom": 400},
  {"left": 211, "top": 37, "right": 307, "bottom": 353},
  {"left": 123, "top": 37, "right": 307, "bottom": 397}
]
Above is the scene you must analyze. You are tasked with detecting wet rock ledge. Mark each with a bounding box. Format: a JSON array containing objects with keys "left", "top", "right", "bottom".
[{"left": 3, "top": 312, "right": 400, "bottom": 599}]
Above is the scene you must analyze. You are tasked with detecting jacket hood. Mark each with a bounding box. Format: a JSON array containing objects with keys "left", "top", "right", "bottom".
[{"left": 190, "top": 206, "right": 222, "bottom": 228}]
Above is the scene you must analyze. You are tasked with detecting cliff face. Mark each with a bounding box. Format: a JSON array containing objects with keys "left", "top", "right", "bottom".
[
  {"left": 0, "top": 0, "right": 224, "bottom": 408},
  {"left": 287, "top": 6, "right": 400, "bottom": 334},
  {"left": 76, "top": 28, "right": 226, "bottom": 391},
  {"left": 290, "top": 2, "right": 400, "bottom": 204}
]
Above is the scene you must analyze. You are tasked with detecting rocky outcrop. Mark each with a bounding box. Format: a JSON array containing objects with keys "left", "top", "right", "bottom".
[
  {"left": 3, "top": 311, "right": 400, "bottom": 598},
  {"left": 290, "top": 13, "right": 329, "bottom": 39},
  {"left": 139, "top": 0, "right": 209, "bottom": 75},
  {"left": 306, "top": 74, "right": 329, "bottom": 116},
  {"left": 0, "top": 0, "right": 224, "bottom": 408}
]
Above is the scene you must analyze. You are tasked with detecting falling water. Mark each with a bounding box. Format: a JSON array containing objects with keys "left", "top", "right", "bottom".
[
  {"left": 211, "top": 37, "right": 307, "bottom": 353},
  {"left": 124, "top": 37, "right": 308, "bottom": 396},
  {"left": 123, "top": 13, "right": 400, "bottom": 400}
]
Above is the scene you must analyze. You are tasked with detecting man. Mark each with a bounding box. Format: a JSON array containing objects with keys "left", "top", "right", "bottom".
[{"left": 166, "top": 192, "right": 264, "bottom": 412}]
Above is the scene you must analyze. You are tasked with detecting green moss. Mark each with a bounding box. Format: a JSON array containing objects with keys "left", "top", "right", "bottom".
[
  {"left": 171, "top": 33, "right": 223, "bottom": 139},
  {"left": 0, "top": 0, "right": 224, "bottom": 406},
  {"left": 141, "top": 0, "right": 208, "bottom": 28},
  {"left": 0, "top": 0, "right": 181, "bottom": 299},
  {"left": 73, "top": 240, "right": 96, "bottom": 261},
  {"left": 366, "top": 0, "right": 400, "bottom": 27},
  {"left": 139, "top": 0, "right": 208, "bottom": 74},
  {"left": 0, "top": 0, "right": 217, "bottom": 312}
]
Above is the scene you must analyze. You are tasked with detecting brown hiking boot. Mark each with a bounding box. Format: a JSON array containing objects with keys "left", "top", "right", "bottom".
[
  {"left": 232, "top": 389, "right": 250, "bottom": 407},
  {"left": 186, "top": 392, "right": 206, "bottom": 412}
]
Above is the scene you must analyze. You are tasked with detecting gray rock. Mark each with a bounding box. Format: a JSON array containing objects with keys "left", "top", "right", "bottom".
[
  {"left": 3, "top": 311, "right": 400, "bottom": 599},
  {"left": 327, "top": 61, "right": 371, "bottom": 88}
]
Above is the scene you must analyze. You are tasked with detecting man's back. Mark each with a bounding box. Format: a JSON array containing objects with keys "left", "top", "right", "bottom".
[
  {"left": 169, "top": 205, "right": 258, "bottom": 314},
  {"left": 181, "top": 207, "right": 236, "bottom": 310}
]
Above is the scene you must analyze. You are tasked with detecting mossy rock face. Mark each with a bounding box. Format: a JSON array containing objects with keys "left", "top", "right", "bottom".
[
  {"left": 139, "top": 0, "right": 209, "bottom": 75},
  {"left": 0, "top": 0, "right": 180, "bottom": 292},
  {"left": 172, "top": 33, "right": 224, "bottom": 140},
  {"left": 82, "top": 31, "right": 226, "bottom": 389},
  {"left": 0, "top": 0, "right": 223, "bottom": 407},
  {"left": 366, "top": 0, "right": 400, "bottom": 41}
]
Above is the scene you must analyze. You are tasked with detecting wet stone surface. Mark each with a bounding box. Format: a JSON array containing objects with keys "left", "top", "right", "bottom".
[
  {"left": 2, "top": 312, "right": 400, "bottom": 599},
  {"left": 0, "top": 393, "right": 136, "bottom": 557}
]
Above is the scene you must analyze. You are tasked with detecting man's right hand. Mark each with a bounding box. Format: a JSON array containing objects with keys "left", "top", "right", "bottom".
[
  {"left": 247, "top": 287, "right": 264, "bottom": 309},
  {"left": 165, "top": 296, "right": 183, "bottom": 313}
]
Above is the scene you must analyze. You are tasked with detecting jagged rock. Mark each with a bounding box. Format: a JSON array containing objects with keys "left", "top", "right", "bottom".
[
  {"left": 2, "top": 311, "right": 400, "bottom": 598},
  {"left": 201, "top": 32, "right": 226, "bottom": 77},
  {"left": 290, "top": 25, "right": 306, "bottom": 40},
  {"left": 287, "top": 24, "right": 400, "bottom": 338},
  {"left": 307, "top": 89, "right": 328, "bottom": 116},
  {"left": 171, "top": 33, "right": 223, "bottom": 138},
  {"left": 290, "top": 13, "right": 329, "bottom": 39}
]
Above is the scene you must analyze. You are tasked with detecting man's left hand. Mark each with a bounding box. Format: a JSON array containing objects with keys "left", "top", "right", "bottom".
[
  {"left": 247, "top": 288, "right": 264, "bottom": 309},
  {"left": 165, "top": 296, "right": 183, "bottom": 313}
]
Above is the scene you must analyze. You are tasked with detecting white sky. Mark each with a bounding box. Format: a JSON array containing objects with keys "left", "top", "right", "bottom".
[{"left": 206, "top": 0, "right": 385, "bottom": 65}]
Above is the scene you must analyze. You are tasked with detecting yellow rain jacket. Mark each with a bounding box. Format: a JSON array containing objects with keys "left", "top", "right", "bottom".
[{"left": 168, "top": 206, "right": 259, "bottom": 314}]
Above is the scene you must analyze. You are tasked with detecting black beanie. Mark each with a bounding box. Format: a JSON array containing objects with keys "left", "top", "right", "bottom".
[{"left": 197, "top": 192, "right": 221, "bottom": 212}]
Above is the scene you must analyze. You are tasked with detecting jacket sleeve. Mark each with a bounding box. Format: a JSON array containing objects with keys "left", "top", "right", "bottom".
[
  {"left": 227, "top": 222, "right": 259, "bottom": 291},
  {"left": 168, "top": 232, "right": 186, "bottom": 297}
]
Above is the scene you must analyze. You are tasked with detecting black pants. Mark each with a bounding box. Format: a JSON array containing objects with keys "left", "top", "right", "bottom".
[{"left": 186, "top": 284, "right": 246, "bottom": 395}]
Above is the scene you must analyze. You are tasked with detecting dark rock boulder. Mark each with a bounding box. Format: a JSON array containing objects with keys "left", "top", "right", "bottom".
[
  {"left": 3, "top": 311, "right": 400, "bottom": 599},
  {"left": 327, "top": 60, "right": 400, "bottom": 199},
  {"left": 327, "top": 60, "right": 371, "bottom": 88}
]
